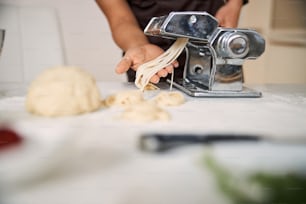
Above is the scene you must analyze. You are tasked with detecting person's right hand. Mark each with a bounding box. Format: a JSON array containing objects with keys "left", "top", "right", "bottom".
[
  {"left": 215, "top": 0, "right": 243, "bottom": 28},
  {"left": 115, "top": 43, "right": 179, "bottom": 84}
]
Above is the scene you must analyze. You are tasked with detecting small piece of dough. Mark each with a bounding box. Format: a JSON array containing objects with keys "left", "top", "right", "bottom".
[
  {"left": 143, "top": 83, "right": 159, "bottom": 91},
  {"left": 153, "top": 91, "right": 185, "bottom": 106},
  {"left": 104, "top": 90, "right": 144, "bottom": 107},
  {"left": 26, "top": 66, "right": 102, "bottom": 117},
  {"left": 119, "top": 102, "right": 170, "bottom": 122}
]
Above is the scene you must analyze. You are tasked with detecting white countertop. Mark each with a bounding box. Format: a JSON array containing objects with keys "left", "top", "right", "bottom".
[{"left": 0, "top": 82, "right": 306, "bottom": 204}]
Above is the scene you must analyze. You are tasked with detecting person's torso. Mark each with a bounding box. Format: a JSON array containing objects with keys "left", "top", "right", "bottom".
[
  {"left": 127, "top": 0, "right": 225, "bottom": 44},
  {"left": 126, "top": 0, "right": 225, "bottom": 81}
]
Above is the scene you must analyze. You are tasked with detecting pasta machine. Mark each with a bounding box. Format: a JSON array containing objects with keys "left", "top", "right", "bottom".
[{"left": 144, "top": 12, "right": 265, "bottom": 97}]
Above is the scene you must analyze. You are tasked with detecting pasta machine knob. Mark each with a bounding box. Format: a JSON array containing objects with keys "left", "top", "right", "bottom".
[{"left": 217, "top": 32, "right": 250, "bottom": 59}]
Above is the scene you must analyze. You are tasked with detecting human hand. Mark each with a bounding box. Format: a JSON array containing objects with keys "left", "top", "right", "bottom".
[
  {"left": 215, "top": 0, "right": 243, "bottom": 28},
  {"left": 115, "top": 44, "right": 179, "bottom": 84}
]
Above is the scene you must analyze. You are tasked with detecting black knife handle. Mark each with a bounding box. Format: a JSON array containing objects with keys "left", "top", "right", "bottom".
[{"left": 139, "top": 133, "right": 261, "bottom": 152}]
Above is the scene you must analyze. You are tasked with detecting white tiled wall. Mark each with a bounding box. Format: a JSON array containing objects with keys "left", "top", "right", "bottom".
[
  {"left": 0, "top": 5, "right": 25, "bottom": 83},
  {"left": 0, "top": 0, "right": 125, "bottom": 94}
]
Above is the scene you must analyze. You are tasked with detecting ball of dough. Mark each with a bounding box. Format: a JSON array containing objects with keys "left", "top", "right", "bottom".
[
  {"left": 153, "top": 91, "right": 185, "bottom": 106},
  {"left": 119, "top": 102, "right": 170, "bottom": 122},
  {"left": 26, "top": 66, "right": 102, "bottom": 117}
]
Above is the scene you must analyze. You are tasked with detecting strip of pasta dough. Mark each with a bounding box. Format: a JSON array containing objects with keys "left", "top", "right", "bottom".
[{"left": 135, "top": 38, "right": 188, "bottom": 91}]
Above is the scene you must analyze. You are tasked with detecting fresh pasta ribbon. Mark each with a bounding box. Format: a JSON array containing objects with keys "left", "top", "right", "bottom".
[{"left": 135, "top": 38, "right": 189, "bottom": 91}]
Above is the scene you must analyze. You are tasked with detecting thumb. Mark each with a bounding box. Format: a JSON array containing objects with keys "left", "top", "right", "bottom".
[
  {"left": 115, "top": 56, "right": 132, "bottom": 74},
  {"left": 215, "top": 14, "right": 225, "bottom": 27}
]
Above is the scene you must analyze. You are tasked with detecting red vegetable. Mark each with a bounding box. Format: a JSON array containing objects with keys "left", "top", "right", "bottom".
[{"left": 0, "top": 127, "right": 23, "bottom": 150}]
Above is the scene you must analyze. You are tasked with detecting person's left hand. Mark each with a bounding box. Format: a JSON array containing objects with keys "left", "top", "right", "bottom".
[
  {"left": 115, "top": 43, "right": 179, "bottom": 83},
  {"left": 215, "top": 0, "right": 243, "bottom": 28}
]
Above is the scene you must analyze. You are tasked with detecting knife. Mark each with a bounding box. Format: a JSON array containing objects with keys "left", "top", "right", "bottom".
[{"left": 139, "top": 133, "right": 262, "bottom": 152}]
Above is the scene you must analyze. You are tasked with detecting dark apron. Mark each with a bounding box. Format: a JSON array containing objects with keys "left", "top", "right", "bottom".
[{"left": 126, "top": 0, "right": 226, "bottom": 82}]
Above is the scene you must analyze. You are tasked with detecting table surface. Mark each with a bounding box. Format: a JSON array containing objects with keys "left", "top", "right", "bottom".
[{"left": 0, "top": 82, "right": 306, "bottom": 204}]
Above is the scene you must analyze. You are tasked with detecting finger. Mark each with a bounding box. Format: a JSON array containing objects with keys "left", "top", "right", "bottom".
[
  {"left": 217, "top": 18, "right": 225, "bottom": 27},
  {"left": 215, "top": 13, "right": 225, "bottom": 27},
  {"left": 172, "top": 60, "right": 179, "bottom": 68},
  {"left": 224, "top": 21, "right": 237, "bottom": 28},
  {"left": 157, "top": 69, "right": 168, "bottom": 77},
  {"left": 115, "top": 57, "right": 132, "bottom": 74},
  {"left": 165, "top": 64, "right": 174, "bottom": 74},
  {"left": 150, "top": 75, "right": 160, "bottom": 84}
]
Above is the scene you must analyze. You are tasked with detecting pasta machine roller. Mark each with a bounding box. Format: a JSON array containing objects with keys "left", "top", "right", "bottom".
[{"left": 144, "top": 12, "right": 265, "bottom": 97}]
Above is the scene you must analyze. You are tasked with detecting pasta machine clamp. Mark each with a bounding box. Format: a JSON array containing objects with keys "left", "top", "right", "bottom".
[{"left": 144, "top": 12, "right": 265, "bottom": 97}]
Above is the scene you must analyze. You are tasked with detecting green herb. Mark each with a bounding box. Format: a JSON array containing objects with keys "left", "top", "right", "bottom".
[
  {"left": 250, "top": 173, "right": 306, "bottom": 204},
  {"left": 204, "top": 154, "right": 306, "bottom": 204}
]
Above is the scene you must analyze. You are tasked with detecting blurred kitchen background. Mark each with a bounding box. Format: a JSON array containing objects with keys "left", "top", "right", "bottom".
[{"left": 0, "top": 0, "right": 305, "bottom": 94}]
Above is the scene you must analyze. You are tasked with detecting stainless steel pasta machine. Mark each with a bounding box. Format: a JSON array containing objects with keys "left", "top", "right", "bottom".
[{"left": 144, "top": 11, "right": 265, "bottom": 97}]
